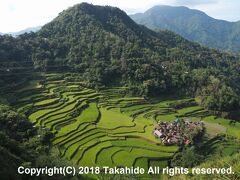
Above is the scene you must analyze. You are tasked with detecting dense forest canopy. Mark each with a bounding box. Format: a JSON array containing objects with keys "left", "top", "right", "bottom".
[{"left": 0, "top": 3, "right": 240, "bottom": 115}]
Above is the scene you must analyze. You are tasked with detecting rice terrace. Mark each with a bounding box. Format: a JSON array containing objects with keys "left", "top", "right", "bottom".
[{"left": 12, "top": 73, "right": 240, "bottom": 179}]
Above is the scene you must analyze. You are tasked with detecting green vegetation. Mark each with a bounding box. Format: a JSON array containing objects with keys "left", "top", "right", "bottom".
[
  {"left": 34, "top": 98, "right": 59, "bottom": 106},
  {"left": 97, "top": 108, "right": 134, "bottom": 129},
  {"left": 170, "top": 153, "right": 240, "bottom": 180}
]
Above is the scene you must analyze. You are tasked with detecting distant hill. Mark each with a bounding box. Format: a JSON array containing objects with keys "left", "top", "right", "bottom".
[
  {"left": 130, "top": 5, "right": 240, "bottom": 52},
  {"left": 3, "top": 26, "right": 41, "bottom": 37}
]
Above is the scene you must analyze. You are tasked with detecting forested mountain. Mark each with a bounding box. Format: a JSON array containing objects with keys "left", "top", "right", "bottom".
[
  {"left": 131, "top": 5, "right": 240, "bottom": 52},
  {"left": 0, "top": 3, "right": 240, "bottom": 115}
]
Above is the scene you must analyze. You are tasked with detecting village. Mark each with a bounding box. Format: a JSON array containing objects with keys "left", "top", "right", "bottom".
[{"left": 153, "top": 119, "right": 204, "bottom": 145}]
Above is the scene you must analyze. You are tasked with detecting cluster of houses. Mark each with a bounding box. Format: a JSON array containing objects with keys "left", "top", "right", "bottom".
[{"left": 153, "top": 119, "right": 204, "bottom": 145}]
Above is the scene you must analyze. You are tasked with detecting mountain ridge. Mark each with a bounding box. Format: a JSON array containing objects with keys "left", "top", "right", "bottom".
[
  {"left": 130, "top": 5, "right": 240, "bottom": 52},
  {"left": 1, "top": 26, "right": 41, "bottom": 37}
]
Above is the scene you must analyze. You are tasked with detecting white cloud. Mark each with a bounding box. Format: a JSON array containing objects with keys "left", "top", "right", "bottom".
[{"left": 0, "top": 0, "right": 239, "bottom": 33}]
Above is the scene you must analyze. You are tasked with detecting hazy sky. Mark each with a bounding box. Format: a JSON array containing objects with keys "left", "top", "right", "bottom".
[{"left": 1, "top": 0, "right": 240, "bottom": 33}]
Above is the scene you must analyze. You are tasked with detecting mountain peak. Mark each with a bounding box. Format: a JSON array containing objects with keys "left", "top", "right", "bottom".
[
  {"left": 60, "top": 2, "right": 126, "bottom": 18},
  {"left": 40, "top": 3, "right": 151, "bottom": 41},
  {"left": 147, "top": 5, "right": 190, "bottom": 11},
  {"left": 144, "top": 5, "right": 208, "bottom": 20}
]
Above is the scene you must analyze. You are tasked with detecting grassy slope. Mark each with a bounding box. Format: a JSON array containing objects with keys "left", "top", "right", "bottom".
[{"left": 170, "top": 153, "right": 240, "bottom": 180}]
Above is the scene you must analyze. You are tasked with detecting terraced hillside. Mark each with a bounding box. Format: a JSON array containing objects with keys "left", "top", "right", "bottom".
[{"left": 15, "top": 74, "right": 240, "bottom": 179}]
